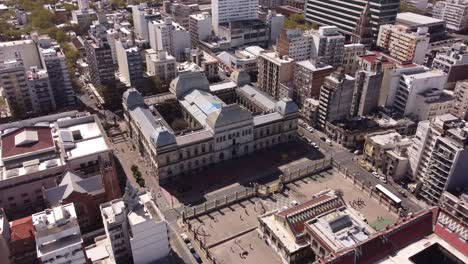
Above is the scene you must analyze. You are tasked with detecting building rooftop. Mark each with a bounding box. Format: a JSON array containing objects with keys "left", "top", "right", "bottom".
[
  {"left": 180, "top": 89, "right": 225, "bottom": 127},
  {"left": 238, "top": 84, "right": 277, "bottom": 111},
  {"left": 369, "top": 131, "right": 404, "bottom": 146},
  {"left": 10, "top": 216, "right": 35, "bottom": 242},
  {"left": 296, "top": 60, "right": 334, "bottom": 71},
  {"left": 209, "top": 81, "right": 237, "bottom": 93},
  {"left": 1, "top": 127, "right": 55, "bottom": 161},
  {"left": 396, "top": 12, "right": 445, "bottom": 26},
  {"left": 305, "top": 207, "right": 373, "bottom": 252},
  {"left": 260, "top": 51, "right": 294, "bottom": 64},
  {"left": 403, "top": 69, "right": 446, "bottom": 80},
  {"left": 44, "top": 171, "right": 104, "bottom": 206},
  {"left": 85, "top": 235, "right": 114, "bottom": 264}
]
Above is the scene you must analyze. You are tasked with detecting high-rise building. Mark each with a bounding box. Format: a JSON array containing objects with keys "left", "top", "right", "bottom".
[
  {"left": 257, "top": 51, "right": 295, "bottom": 99},
  {"left": 409, "top": 114, "right": 468, "bottom": 205},
  {"left": 377, "top": 24, "right": 430, "bottom": 65},
  {"left": 0, "top": 59, "right": 34, "bottom": 117},
  {"left": 100, "top": 189, "right": 170, "bottom": 264},
  {"left": 452, "top": 80, "right": 468, "bottom": 121},
  {"left": 277, "top": 26, "right": 345, "bottom": 66},
  {"left": 26, "top": 67, "right": 56, "bottom": 114},
  {"left": 396, "top": 12, "right": 447, "bottom": 42},
  {"left": 0, "top": 39, "right": 41, "bottom": 70},
  {"left": 164, "top": 1, "right": 200, "bottom": 30},
  {"left": 351, "top": 64, "right": 383, "bottom": 117},
  {"left": 390, "top": 70, "right": 447, "bottom": 116},
  {"left": 431, "top": 44, "right": 468, "bottom": 88},
  {"left": 116, "top": 40, "right": 144, "bottom": 88},
  {"left": 132, "top": 3, "right": 161, "bottom": 41},
  {"left": 342, "top": 43, "right": 366, "bottom": 75},
  {"left": 317, "top": 68, "right": 355, "bottom": 128},
  {"left": 85, "top": 37, "right": 115, "bottom": 86},
  {"left": 276, "top": 29, "right": 313, "bottom": 61},
  {"left": 189, "top": 12, "right": 212, "bottom": 47},
  {"left": 291, "top": 60, "right": 334, "bottom": 106},
  {"left": 311, "top": 26, "right": 345, "bottom": 68},
  {"left": 432, "top": 0, "right": 468, "bottom": 32},
  {"left": 33, "top": 203, "right": 87, "bottom": 264},
  {"left": 38, "top": 40, "right": 76, "bottom": 108},
  {"left": 304, "top": 0, "right": 400, "bottom": 44},
  {"left": 149, "top": 17, "right": 191, "bottom": 61},
  {"left": 211, "top": 0, "right": 259, "bottom": 34}
]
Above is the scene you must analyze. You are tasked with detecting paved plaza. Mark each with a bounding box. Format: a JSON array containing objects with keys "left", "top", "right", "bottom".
[
  {"left": 210, "top": 230, "right": 283, "bottom": 264},
  {"left": 287, "top": 169, "right": 397, "bottom": 229}
]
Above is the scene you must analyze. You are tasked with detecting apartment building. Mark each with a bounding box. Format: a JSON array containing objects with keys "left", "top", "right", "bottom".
[
  {"left": 431, "top": 44, "right": 468, "bottom": 87},
  {"left": 317, "top": 68, "right": 355, "bottom": 128},
  {"left": 391, "top": 70, "right": 448, "bottom": 117},
  {"left": 132, "top": 3, "right": 161, "bottom": 41},
  {"left": 85, "top": 37, "right": 115, "bottom": 86},
  {"left": 377, "top": 24, "right": 430, "bottom": 65},
  {"left": 116, "top": 40, "right": 144, "bottom": 88},
  {"left": 257, "top": 51, "right": 295, "bottom": 100},
  {"left": 211, "top": 0, "right": 258, "bottom": 34},
  {"left": 189, "top": 12, "right": 212, "bottom": 47},
  {"left": 38, "top": 39, "right": 76, "bottom": 108},
  {"left": 33, "top": 203, "right": 86, "bottom": 264},
  {"left": 311, "top": 26, "right": 345, "bottom": 68},
  {"left": 452, "top": 80, "right": 468, "bottom": 121},
  {"left": 0, "top": 113, "right": 118, "bottom": 218},
  {"left": 100, "top": 189, "right": 170, "bottom": 264},
  {"left": 145, "top": 49, "right": 176, "bottom": 87},
  {"left": 363, "top": 130, "right": 412, "bottom": 180},
  {"left": 26, "top": 67, "right": 56, "bottom": 114},
  {"left": 409, "top": 114, "right": 468, "bottom": 205},
  {"left": 276, "top": 29, "right": 313, "bottom": 61},
  {"left": 149, "top": 17, "right": 191, "bottom": 61},
  {"left": 0, "top": 40, "right": 41, "bottom": 71},
  {"left": 290, "top": 60, "right": 334, "bottom": 106},
  {"left": 432, "top": 0, "right": 468, "bottom": 32},
  {"left": 0, "top": 59, "right": 34, "bottom": 118},
  {"left": 304, "top": 0, "right": 400, "bottom": 43},
  {"left": 342, "top": 44, "right": 366, "bottom": 75},
  {"left": 412, "top": 88, "right": 454, "bottom": 121},
  {"left": 164, "top": 1, "right": 200, "bottom": 30},
  {"left": 351, "top": 66, "right": 383, "bottom": 117}
]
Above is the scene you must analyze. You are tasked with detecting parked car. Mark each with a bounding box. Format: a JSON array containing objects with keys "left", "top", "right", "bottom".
[
  {"left": 379, "top": 176, "right": 387, "bottom": 183},
  {"left": 187, "top": 243, "right": 195, "bottom": 253},
  {"left": 320, "top": 137, "right": 326, "bottom": 141},
  {"left": 181, "top": 233, "right": 190, "bottom": 243},
  {"left": 192, "top": 252, "right": 203, "bottom": 263},
  {"left": 307, "top": 127, "right": 314, "bottom": 132},
  {"left": 372, "top": 172, "right": 379, "bottom": 178},
  {"left": 311, "top": 142, "right": 318, "bottom": 148},
  {"left": 354, "top": 150, "right": 361, "bottom": 155},
  {"left": 325, "top": 139, "right": 332, "bottom": 146}
]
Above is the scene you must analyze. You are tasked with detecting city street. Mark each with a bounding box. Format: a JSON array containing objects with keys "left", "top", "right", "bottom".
[{"left": 299, "top": 126, "right": 425, "bottom": 213}]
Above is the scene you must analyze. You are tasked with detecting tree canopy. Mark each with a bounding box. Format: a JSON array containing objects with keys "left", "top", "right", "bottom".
[{"left": 284, "top": 14, "right": 319, "bottom": 31}]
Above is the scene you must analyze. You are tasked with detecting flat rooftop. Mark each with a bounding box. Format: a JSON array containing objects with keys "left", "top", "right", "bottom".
[
  {"left": 378, "top": 233, "right": 468, "bottom": 264},
  {"left": 396, "top": 12, "right": 445, "bottom": 26}
]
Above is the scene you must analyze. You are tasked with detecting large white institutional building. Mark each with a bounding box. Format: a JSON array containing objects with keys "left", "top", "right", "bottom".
[
  {"left": 211, "top": 0, "right": 259, "bottom": 34},
  {"left": 123, "top": 73, "right": 299, "bottom": 183}
]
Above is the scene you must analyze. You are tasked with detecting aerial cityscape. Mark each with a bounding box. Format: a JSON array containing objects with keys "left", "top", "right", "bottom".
[{"left": 0, "top": 0, "right": 467, "bottom": 263}]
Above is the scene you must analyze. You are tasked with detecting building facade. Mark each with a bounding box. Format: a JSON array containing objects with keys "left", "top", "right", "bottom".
[
  {"left": 116, "top": 40, "right": 144, "bottom": 88},
  {"left": 452, "top": 80, "right": 468, "bottom": 121},
  {"left": 377, "top": 24, "right": 430, "bottom": 65},
  {"left": 123, "top": 78, "right": 299, "bottom": 183},
  {"left": 211, "top": 0, "right": 258, "bottom": 34},
  {"left": 257, "top": 51, "right": 295, "bottom": 100},
  {"left": 432, "top": 0, "right": 468, "bottom": 32},
  {"left": 149, "top": 17, "right": 191, "bottom": 61},
  {"left": 304, "top": 0, "right": 400, "bottom": 43},
  {"left": 317, "top": 69, "right": 355, "bottom": 128}
]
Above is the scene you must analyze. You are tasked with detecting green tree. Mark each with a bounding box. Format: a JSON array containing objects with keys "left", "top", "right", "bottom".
[
  {"left": 284, "top": 14, "right": 317, "bottom": 31},
  {"left": 399, "top": 2, "right": 419, "bottom": 13}
]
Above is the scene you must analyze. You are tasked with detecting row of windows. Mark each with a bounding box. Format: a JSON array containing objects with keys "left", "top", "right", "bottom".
[{"left": 216, "top": 129, "right": 253, "bottom": 143}]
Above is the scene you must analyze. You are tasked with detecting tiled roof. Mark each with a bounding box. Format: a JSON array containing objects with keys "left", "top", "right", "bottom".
[
  {"left": 1, "top": 127, "right": 54, "bottom": 159},
  {"left": 10, "top": 216, "right": 34, "bottom": 241}
]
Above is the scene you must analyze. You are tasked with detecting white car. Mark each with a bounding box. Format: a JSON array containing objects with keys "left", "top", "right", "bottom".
[
  {"left": 311, "top": 142, "right": 318, "bottom": 148},
  {"left": 372, "top": 172, "right": 379, "bottom": 178},
  {"left": 307, "top": 127, "right": 314, "bottom": 132},
  {"left": 325, "top": 139, "right": 332, "bottom": 146},
  {"left": 379, "top": 176, "right": 387, "bottom": 183}
]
